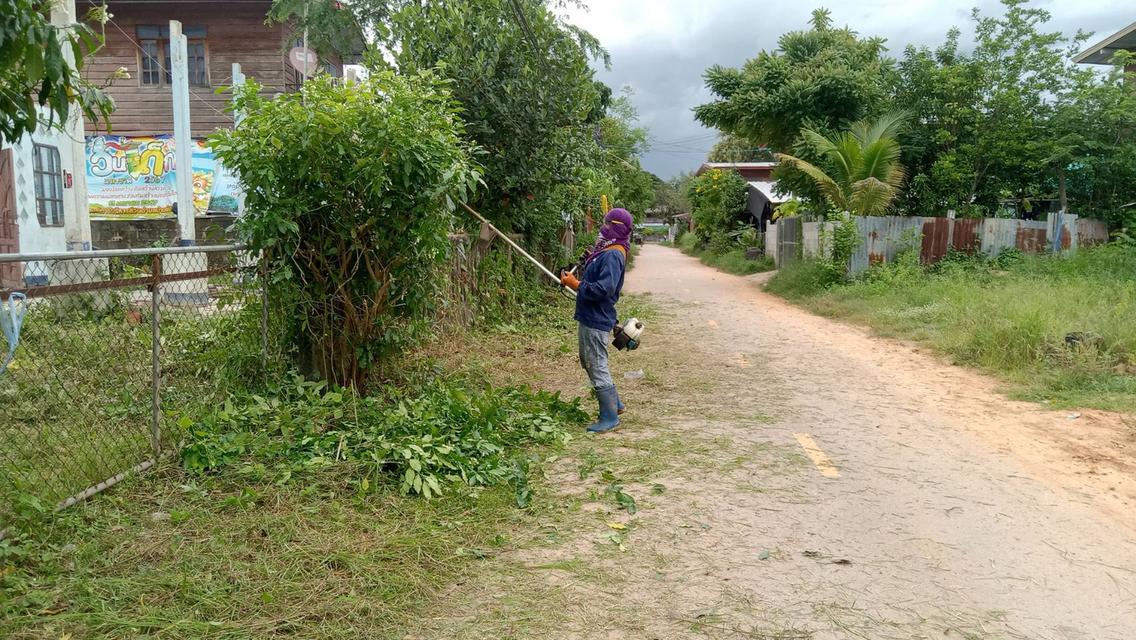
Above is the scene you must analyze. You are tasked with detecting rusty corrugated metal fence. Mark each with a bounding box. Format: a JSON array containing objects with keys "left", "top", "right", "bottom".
[{"left": 767, "top": 214, "right": 1111, "bottom": 273}]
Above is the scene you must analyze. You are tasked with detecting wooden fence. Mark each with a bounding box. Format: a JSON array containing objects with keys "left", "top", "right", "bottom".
[
  {"left": 442, "top": 229, "right": 533, "bottom": 326},
  {"left": 767, "top": 214, "right": 1111, "bottom": 274}
]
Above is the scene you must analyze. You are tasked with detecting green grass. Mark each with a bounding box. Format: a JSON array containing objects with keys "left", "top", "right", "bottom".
[
  {"left": 0, "top": 279, "right": 269, "bottom": 525},
  {"left": 765, "top": 245, "right": 1136, "bottom": 412},
  {"left": 0, "top": 468, "right": 537, "bottom": 639},
  {"left": 677, "top": 234, "right": 775, "bottom": 276}
]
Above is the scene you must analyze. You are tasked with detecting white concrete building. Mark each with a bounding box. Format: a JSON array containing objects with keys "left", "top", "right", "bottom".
[{"left": 1, "top": 114, "right": 94, "bottom": 286}]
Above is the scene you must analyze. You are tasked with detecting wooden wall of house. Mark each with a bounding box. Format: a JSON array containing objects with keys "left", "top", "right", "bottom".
[{"left": 82, "top": 1, "right": 287, "bottom": 137}]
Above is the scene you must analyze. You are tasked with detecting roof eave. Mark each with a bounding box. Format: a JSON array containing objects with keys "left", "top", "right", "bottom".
[{"left": 1074, "top": 20, "right": 1136, "bottom": 65}]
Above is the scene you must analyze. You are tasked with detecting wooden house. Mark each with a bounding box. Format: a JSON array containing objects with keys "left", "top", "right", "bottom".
[{"left": 81, "top": 0, "right": 327, "bottom": 137}]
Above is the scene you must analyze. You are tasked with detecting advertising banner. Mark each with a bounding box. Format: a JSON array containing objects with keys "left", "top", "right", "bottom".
[{"left": 86, "top": 135, "right": 241, "bottom": 219}]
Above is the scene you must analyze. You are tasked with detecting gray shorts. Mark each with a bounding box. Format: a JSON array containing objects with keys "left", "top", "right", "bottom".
[{"left": 578, "top": 323, "right": 614, "bottom": 390}]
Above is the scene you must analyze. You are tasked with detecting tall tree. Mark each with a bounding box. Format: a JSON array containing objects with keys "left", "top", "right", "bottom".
[
  {"left": 0, "top": 0, "right": 113, "bottom": 143},
  {"left": 598, "top": 89, "right": 654, "bottom": 218},
  {"left": 390, "top": 0, "right": 609, "bottom": 251},
  {"left": 894, "top": 0, "right": 1087, "bottom": 217},
  {"left": 694, "top": 8, "right": 892, "bottom": 209},
  {"left": 1050, "top": 52, "right": 1136, "bottom": 226},
  {"left": 694, "top": 9, "right": 891, "bottom": 151},
  {"left": 652, "top": 172, "right": 693, "bottom": 221}
]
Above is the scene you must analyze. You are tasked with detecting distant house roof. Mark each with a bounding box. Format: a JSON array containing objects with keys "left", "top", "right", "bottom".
[
  {"left": 747, "top": 181, "right": 789, "bottom": 204},
  {"left": 1074, "top": 21, "right": 1136, "bottom": 65},
  {"left": 696, "top": 162, "right": 777, "bottom": 176}
]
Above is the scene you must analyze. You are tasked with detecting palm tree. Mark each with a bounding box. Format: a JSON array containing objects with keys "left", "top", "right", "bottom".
[{"left": 776, "top": 113, "right": 908, "bottom": 216}]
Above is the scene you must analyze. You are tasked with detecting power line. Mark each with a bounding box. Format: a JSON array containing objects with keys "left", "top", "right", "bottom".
[
  {"left": 106, "top": 18, "right": 230, "bottom": 120},
  {"left": 650, "top": 133, "right": 718, "bottom": 145}
]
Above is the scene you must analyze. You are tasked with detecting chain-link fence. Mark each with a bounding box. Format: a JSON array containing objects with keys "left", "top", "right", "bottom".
[{"left": 0, "top": 245, "right": 268, "bottom": 531}]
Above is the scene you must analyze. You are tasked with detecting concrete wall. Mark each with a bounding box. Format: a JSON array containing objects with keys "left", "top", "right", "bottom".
[{"left": 91, "top": 215, "right": 236, "bottom": 250}]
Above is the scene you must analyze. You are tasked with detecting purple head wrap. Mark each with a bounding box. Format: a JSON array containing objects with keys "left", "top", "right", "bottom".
[{"left": 584, "top": 208, "right": 633, "bottom": 267}]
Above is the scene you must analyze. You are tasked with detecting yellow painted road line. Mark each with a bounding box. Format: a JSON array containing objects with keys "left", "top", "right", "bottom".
[{"left": 794, "top": 433, "right": 840, "bottom": 478}]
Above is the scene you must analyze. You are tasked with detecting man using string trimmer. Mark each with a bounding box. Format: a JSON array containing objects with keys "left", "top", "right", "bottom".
[{"left": 560, "top": 208, "right": 634, "bottom": 434}]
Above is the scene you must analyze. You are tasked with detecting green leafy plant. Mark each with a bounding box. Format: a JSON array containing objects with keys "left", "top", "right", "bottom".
[
  {"left": 688, "top": 169, "right": 749, "bottom": 245},
  {"left": 0, "top": 1, "right": 114, "bottom": 143},
  {"left": 600, "top": 471, "right": 637, "bottom": 515},
  {"left": 390, "top": 0, "right": 613, "bottom": 256},
  {"left": 212, "top": 72, "right": 480, "bottom": 389},
  {"left": 776, "top": 113, "right": 909, "bottom": 217},
  {"left": 180, "top": 375, "right": 587, "bottom": 499},
  {"left": 773, "top": 198, "right": 804, "bottom": 220}
]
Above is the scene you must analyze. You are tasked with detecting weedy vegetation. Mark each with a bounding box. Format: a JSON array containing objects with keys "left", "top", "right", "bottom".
[
  {"left": 766, "top": 243, "right": 1136, "bottom": 412},
  {"left": 678, "top": 231, "right": 774, "bottom": 276}
]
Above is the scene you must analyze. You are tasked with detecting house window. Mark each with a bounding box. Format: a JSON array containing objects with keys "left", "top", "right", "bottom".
[
  {"left": 136, "top": 25, "right": 208, "bottom": 86},
  {"left": 33, "top": 144, "right": 64, "bottom": 227}
]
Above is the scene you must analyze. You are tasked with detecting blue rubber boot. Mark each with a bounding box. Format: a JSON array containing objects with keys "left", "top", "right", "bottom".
[
  {"left": 617, "top": 395, "right": 626, "bottom": 415},
  {"left": 588, "top": 386, "right": 621, "bottom": 434}
]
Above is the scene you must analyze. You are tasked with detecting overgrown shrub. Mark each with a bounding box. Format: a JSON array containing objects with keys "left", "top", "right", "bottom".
[
  {"left": 212, "top": 72, "right": 480, "bottom": 389},
  {"left": 688, "top": 169, "right": 749, "bottom": 244},
  {"left": 701, "top": 250, "right": 775, "bottom": 275},
  {"left": 708, "top": 231, "right": 734, "bottom": 255},
  {"left": 678, "top": 232, "right": 699, "bottom": 252},
  {"left": 181, "top": 375, "right": 587, "bottom": 500},
  {"left": 677, "top": 229, "right": 775, "bottom": 276},
  {"left": 764, "top": 259, "right": 843, "bottom": 297}
]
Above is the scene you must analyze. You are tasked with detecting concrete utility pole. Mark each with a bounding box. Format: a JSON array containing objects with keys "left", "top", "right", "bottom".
[
  {"left": 232, "top": 63, "right": 246, "bottom": 216},
  {"left": 170, "top": 20, "right": 195, "bottom": 245},
  {"left": 51, "top": 0, "right": 92, "bottom": 252},
  {"left": 167, "top": 20, "right": 207, "bottom": 303}
]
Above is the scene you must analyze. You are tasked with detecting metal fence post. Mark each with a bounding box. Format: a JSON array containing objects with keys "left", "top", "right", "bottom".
[{"left": 150, "top": 253, "right": 162, "bottom": 458}]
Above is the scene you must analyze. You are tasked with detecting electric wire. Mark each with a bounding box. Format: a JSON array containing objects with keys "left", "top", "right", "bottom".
[{"left": 106, "top": 18, "right": 231, "bottom": 120}]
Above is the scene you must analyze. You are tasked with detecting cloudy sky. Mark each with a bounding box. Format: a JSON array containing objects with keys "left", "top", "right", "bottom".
[{"left": 561, "top": 0, "right": 1133, "bottom": 179}]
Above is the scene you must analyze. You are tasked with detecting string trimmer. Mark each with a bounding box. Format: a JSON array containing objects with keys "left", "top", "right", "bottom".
[{"left": 459, "top": 203, "right": 643, "bottom": 350}]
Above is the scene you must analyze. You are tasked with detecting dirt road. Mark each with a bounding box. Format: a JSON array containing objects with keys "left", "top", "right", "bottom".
[{"left": 424, "top": 244, "right": 1136, "bottom": 639}]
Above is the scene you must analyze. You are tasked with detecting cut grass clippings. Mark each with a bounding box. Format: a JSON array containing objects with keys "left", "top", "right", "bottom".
[
  {"left": 1, "top": 468, "right": 538, "bottom": 640},
  {"left": 0, "top": 292, "right": 653, "bottom": 640},
  {"left": 765, "top": 245, "right": 1136, "bottom": 413}
]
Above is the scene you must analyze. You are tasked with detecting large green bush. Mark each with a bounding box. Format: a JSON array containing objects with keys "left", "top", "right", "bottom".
[
  {"left": 688, "top": 169, "right": 749, "bottom": 244},
  {"left": 212, "top": 73, "right": 480, "bottom": 389}
]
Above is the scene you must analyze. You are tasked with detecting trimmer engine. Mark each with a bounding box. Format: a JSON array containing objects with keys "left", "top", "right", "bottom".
[{"left": 613, "top": 317, "right": 644, "bottom": 351}]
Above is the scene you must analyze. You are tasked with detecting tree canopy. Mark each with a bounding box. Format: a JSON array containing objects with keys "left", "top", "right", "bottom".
[
  {"left": 694, "top": 8, "right": 891, "bottom": 152},
  {"left": 0, "top": 0, "right": 113, "bottom": 143},
  {"left": 694, "top": 8, "right": 892, "bottom": 211},
  {"left": 695, "top": 0, "right": 1136, "bottom": 227},
  {"left": 707, "top": 134, "right": 773, "bottom": 163},
  {"left": 286, "top": 0, "right": 647, "bottom": 254}
]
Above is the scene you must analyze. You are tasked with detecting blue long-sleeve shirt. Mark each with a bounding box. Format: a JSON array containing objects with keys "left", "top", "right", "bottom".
[{"left": 574, "top": 248, "right": 626, "bottom": 331}]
